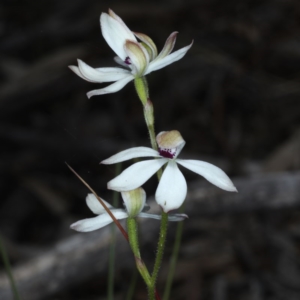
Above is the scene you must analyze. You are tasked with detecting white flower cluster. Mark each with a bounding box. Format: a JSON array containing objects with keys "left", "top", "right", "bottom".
[
  {"left": 70, "top": 10, "right": 236, "bottom": 232},
  {"left": 69, "top": 9, "right": 192, "bottom": 98}
]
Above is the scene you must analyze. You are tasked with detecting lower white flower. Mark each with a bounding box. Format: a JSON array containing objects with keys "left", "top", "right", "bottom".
[
  {"left": 70, "top": 188, "right": 187, "bottom": 232},
  {"left": 101, "top": 130, "right": 237, "bottom": 213}
]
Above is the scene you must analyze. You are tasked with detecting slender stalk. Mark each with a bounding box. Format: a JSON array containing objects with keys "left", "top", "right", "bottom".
[
  {"left": 107, "top": 225, "right": 116, "bottom": 300},
  {"left": 151, "top": 212, "right": 168, "bottom": 285},
  {"left": 127, "top": 218, "right": 141, "bottom": 258},
  {"left": 134, "top": 77, "right": 149, "bottom": 106},
  {"left": 134, "top": 76, "right": 169, "bottom": 299},
  {"left": 163, "top": 205, "right": 185, "bottom": 300},
  {"left": 146, "top": 121, "right": 162, "bottom": 181},
  {"left": 107, "top": 163, "right": 122, "bottom": 300},
  {"left": 127, "top": 218, "right": 154, "bottom": 299},
  {"left": 0, "top": 234, "right": 21, "bottom": 300},
  {"left": 141, "top": 90, "right": 162, "bottom": 180}
]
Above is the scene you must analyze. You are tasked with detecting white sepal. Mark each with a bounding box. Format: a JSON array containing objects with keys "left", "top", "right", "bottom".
[
  {"left": 101, "top": 147, "right": 160, "bottom": 165},
  {"left": 86, "top": 76, "right": 134, "bottom": 98},
  {"left": 78, "top": 60, "right": 130, "bottom": 83},
  {"left": 69, "top": 66, "right": 96, "bottom": 83},
  {"left": 86, "top": 193, "right": 113, "bottom": 214},
  {"left": 155, "top": 161, "right": 187, "bottom": 212},
  {"left": 70, "top": 209, "right": 128, "bottom": 232},
  {"left": 154, "top": 31, "right": 178, "bottom": 61},
  {"left": 147, "top": 41, "right": 193, "bottom": 74},
  {"left": 100, "top": 12, "right": 136, "bottom": 60},
  {"left": 138, "top": 212, "right": 188, "bottom": 221},
  {"left": 107, "top": 159, "right": 167, "bottom": 192},
  {"left": 176, "top": 159, "right": 237, "bottom": 192}
]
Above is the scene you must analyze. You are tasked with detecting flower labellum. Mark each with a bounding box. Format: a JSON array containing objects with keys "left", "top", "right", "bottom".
[
  {"left": 156, "top": 130, "right": 185, "bottom": 158},
  {"left": 101, "top": 130, "right": 237, "bottom": 213},
  {"left": 69, "top": 9, "right": 193, "bottom": 98}
]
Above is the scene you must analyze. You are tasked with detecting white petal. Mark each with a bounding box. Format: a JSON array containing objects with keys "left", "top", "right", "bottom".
[
  {"left": 70, "top": 209, "right": 128, "bottom": 232},
  {"left": 95, "top": 66, "right": 130, "bottom": 73},
  {"left": 176, "top": 159, "right": 237, "bottom": 192},
  {"left": 168, "top": 213, "right": 188, "bottom": 221},
  {"left": 78, "top": 60, "right": 131, "bottom": 83},
  {"left": 86, "top": 193, "right": 113, "bottom": 215},
  {"left": 146, "top": 41, "right": 193, "bottom": 74},
  {"left": 154, "top": 32, "right": 177, "bottom": 61},
  {"left": 155, "top": 161, "right": 187, "bottom": 212},
  {"left": 138, "top": 212, "right": 161, "bottom": 220},
  {"left": 69, "top": 65, "right": 97, "bottom": 83},
  {"left": 108, "top": 159, "right": 167, "bottom": 191},
  {"left": 134, "top": 32, "right": 158, "bottom": 60},
  {"left": 100, "top": 13, "right": 136, "bottom": 60},
  {"left": 108, "top": 9, "right": 135, "bottom": 40},
  {"left": 108, "top": 8, "right": 130, "bottom": 27},
  {"left": 86, "top": 76, "right": 133, "bottom": 98},
  {"left": 138, "top": 212, "right": 188, "bottom": 221},
  {"left": 101, "top": 147, "right": 160, "bottom": 164}
]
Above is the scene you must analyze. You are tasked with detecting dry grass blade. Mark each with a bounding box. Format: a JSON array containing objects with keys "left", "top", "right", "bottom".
[{"left": 65, "top": 162, "right": 129, "bottom": 241}]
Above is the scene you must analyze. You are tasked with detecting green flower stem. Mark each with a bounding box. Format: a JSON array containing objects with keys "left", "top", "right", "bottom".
[
  {"left": 143, "top": 99, "right": 156, "bottom": 150},
  {"left": 127, "top": 218, "right": 154, "bottom": 299},
  {"left": 134, "top": 78, "right": 162, "bottom": 178},
  {"left": 151, "top": 212, "right": 168, "bottom": 285},
  {"left": 107, "top": 163, "right": 122, "bottom": 300},
  {"left": 134, "top": 75, "right": 169, "bottom": 299},
  {"left": 0, "top": 234, "right": 21, "bottom": 300},
  {"left": 107, "top": 218, "right": 116, "bottom": 300},
  {"left": 127, "top": 217, "right": 141, "bottom": 258},
  {"left": 134, "top": 77, "right": 149, "bottom": 106},
  {"left": 163, "top": 205, "right": 185, "bottom": 300}
]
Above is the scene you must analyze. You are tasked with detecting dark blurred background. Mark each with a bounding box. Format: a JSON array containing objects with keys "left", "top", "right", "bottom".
[{"left": 1, "top": 0, "right": 300, "bottom": 299}]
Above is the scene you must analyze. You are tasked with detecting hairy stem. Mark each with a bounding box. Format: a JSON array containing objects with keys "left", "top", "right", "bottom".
[
  {"left": 134, "top": 76, "right": 169, "bottom": 300},
  {"left": 163, "top": 205, "right": 185, "bottom": 300},
  {"left": 127, "top": 218, "right": 154, "bottom": 299},
  {"left": 151, "top": 212, "right": 168, "bottom": 285}
]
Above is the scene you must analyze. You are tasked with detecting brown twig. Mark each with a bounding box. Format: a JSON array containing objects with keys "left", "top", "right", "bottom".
[{"left": 65, "top": 162, "right": 129, "bottom": 241}]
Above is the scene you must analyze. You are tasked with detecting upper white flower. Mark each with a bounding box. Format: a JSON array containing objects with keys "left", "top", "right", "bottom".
[
  {"left": 69, "top": 9, "right": 193, "bottom": 98},
  {"left": 70, "top": 188, "right": 187, "bottom": 232},
  {"left": 102, "top": 130, "right": 237, "bottom": 213}
]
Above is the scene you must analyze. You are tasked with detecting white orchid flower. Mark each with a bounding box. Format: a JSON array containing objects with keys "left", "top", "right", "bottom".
[
  {"left": 69, "top": 9, "right": 193, "bottom": 98},
  {"left": 101, "top": 131, "right": 237, "bottom": 213},
  {"left": 70, "top": 188, "right": 187, "bottom": 232}
]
